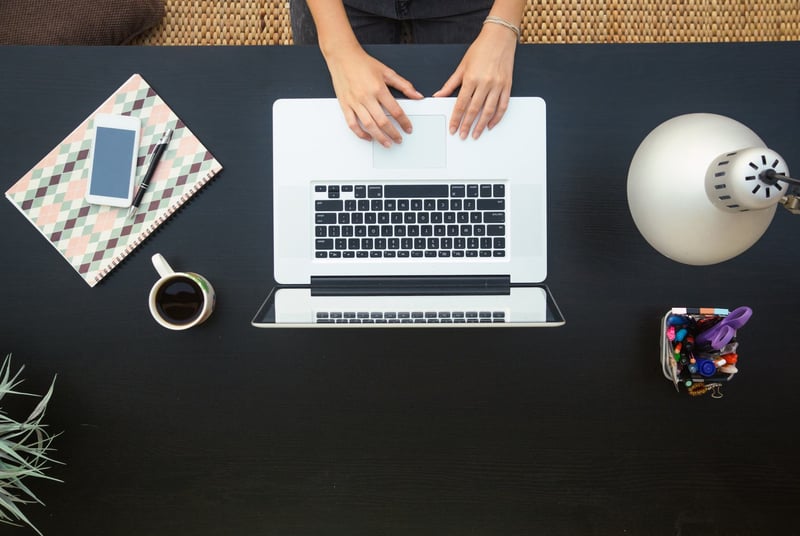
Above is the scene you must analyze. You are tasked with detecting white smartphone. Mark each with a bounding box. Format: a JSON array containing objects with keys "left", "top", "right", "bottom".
[{"left": 85, "top": 114, "right": 141, "bottom": 207}]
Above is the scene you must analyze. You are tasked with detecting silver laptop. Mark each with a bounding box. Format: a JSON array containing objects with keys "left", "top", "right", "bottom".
[{"left": 252, "top": 97, "right": 564, "bottom": 327}]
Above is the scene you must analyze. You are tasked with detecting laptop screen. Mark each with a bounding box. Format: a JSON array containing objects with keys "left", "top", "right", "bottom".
[{"left": 251, "top": 284, "right": 565, "bottom": 327}]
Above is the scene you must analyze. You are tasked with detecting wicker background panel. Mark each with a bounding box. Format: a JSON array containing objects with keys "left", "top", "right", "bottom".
[{"left": 131, "top": 0, "right": 800, "bottom": 45}]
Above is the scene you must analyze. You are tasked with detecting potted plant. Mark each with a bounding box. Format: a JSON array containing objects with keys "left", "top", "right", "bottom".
[{"left": 0, "top": 354, "right": 60, "bottom": 535}]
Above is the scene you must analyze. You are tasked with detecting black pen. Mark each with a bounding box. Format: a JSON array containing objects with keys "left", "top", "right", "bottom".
[{"left": 128, "top": 129, "right": 173, "bottom": 218}]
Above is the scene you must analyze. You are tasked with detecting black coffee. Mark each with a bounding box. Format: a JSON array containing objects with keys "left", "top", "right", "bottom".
[{"left": 155, "top": 277, "right": 204, "bottom": 325}]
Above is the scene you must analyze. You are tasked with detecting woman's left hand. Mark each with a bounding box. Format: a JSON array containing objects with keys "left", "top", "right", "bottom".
[{"left": 433, "top": 22, "right": 518, "bottom": 140}]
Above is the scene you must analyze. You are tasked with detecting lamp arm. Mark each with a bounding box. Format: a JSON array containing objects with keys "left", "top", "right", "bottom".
[{"left": 766, "top": 170, "right": 800, "bottom": 214}]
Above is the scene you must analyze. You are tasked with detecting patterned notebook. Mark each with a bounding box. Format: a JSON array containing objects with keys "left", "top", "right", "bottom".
[{"left": 5, "top": 73, "right": 222, "bottom": 287}]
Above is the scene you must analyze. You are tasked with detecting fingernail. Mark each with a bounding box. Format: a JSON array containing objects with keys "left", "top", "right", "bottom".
[
  {"left": 382, "top": 140, "right": 392, "bottom": 148},
  {"left": 449, "top": 126, "right": 457, "bottom": 135}
]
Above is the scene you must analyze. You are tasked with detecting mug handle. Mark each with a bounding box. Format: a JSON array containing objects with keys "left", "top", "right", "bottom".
[{"left": 151, "top": 253, "right": 175, "bottom": 278}]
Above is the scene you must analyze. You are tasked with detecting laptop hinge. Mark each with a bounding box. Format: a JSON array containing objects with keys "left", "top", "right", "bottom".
[{"left": 310, "top": 275, "right": 511, "bottom": 296}]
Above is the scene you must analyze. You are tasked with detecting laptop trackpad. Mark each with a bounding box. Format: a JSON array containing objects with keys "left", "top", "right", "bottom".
[{"left": 372, "top": 114, "right": 446, "bottom": 169}]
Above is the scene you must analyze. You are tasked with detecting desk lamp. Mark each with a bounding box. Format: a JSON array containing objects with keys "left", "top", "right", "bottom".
[{"left": 627, "top": 113, "right": 798, "bottom": 265}]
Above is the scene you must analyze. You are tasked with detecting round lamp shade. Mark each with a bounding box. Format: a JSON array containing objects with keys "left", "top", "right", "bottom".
[{"left": 627, "top": 113, "right": 781, "bottom": 265}]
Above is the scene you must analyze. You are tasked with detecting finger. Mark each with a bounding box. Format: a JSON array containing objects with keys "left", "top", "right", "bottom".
[
  {"left": 486, "top": 88, "right": 511, "bottom": 131},
  {"left": 380, "top": 93, "right": 414, "bottom": 135},
  {"left": 384, "top": 69, "right": 424, "bottom": 100},
  {"left": 359, "top": 101, "right": 402, "bottom": 147},
  {"left": 470, "top": 89, "right": 502, "bottom": 140},
  {"left": 449, "top": 82, "right": 474, "bottom": 135},
  {"left": 432, "top": 69, "right": 462, "bottom": 98},
  {"left": 458, "top": 86, "right": 490, "bottom": 140},
  {"left": 342, "top": 106, "right": 372, "bottom": 142}
]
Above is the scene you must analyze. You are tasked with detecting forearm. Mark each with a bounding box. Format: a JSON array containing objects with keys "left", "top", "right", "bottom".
[{"left": 304, "top": 0, "right": 360, "bottom": 58}]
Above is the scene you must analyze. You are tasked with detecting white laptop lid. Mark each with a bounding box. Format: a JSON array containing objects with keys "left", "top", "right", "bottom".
[{"left": 272, "top": 97, "right": 547, "bottom": 285}]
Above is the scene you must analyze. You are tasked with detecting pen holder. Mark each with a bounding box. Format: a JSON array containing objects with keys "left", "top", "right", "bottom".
[{"left": 660, "top": 307, "right": 750, "bottom": 399}]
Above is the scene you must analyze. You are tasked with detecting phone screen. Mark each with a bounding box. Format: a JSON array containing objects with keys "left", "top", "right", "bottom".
[{"left": 89, "top": 126, "right": 137, "bottom": 198}]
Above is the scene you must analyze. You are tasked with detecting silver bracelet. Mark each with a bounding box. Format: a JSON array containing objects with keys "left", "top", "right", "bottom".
[{"left": 483, "top": 15, "right": 521, "bottom": 40}]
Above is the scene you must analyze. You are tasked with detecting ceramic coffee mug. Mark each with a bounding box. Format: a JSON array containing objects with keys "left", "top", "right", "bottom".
[{"left": 148, "top": 253, "right": 215, "bottom": 330}]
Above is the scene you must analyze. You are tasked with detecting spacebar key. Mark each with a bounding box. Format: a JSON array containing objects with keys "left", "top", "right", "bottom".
[{"left": 384, "top": 185, "right": 449, "bottom": 198}]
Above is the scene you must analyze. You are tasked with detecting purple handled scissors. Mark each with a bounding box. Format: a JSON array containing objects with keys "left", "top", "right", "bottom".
[{"left": 696, "top": 306, "right": 752, "bottom": 350}]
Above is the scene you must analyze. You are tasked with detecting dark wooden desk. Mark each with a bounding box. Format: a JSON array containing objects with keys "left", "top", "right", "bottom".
[{"left": 1, "top": 43, "right": 798, "bottom": 535}]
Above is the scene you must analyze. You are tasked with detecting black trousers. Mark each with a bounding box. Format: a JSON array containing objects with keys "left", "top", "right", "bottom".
[{"left": 290, "top": 0, "right": 493, "bottom": 45}]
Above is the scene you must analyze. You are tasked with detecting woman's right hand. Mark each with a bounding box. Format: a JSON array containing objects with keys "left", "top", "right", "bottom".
[{"left": 324, "top": 43, "right": 424, "bottom": 147}]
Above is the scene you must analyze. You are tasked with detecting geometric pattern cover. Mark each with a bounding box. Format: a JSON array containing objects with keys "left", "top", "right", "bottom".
[{"left": 5, "top": 73, "right": 222, "bottom": 287}]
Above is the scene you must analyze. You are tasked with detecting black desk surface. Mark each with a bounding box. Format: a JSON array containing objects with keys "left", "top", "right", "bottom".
[{"left": 0, "top": 43, "right": 798, "bottom": 535}]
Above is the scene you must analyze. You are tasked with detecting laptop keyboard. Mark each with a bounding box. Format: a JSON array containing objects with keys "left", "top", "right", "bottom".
[
  {"left": 313, "top": 182, "right": 507, "bottom": 259},
  {"left": 316, "top": 310, "right": 507, "bottom": 323}
]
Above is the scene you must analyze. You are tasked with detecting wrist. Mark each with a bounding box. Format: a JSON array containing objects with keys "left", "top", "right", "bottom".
[{"left": 482, "top": 15, "right": 521, "bottom": 41}]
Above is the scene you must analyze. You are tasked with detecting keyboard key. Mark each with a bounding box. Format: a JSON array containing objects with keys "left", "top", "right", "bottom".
[
  {"left": 493, "top": 184, "right": 505, "bottom": 197},
  {"left": 480, "top": 184, "right": 492, "bottom": 197},
  {"left": 316, "top": 213, "right": 336, "bottom": 224},
  {"left": 484, "top": 212, "right": 505, "bottom": 223},
  {"left": 315, "top": 185, "right": 326, "bottom": 193},
  {"left": 467, "top": 184, "right": 479, "bottom": 197},
  {"left": 315, "top": 239, "right": 334, "bottom": 250},
  {"left": 316, "top": 200, "right": 343, "bottom": 211},
  {"left": 315, "top": 226, "right": 327, "bottom": 237},
  {"left": 368, "top": 185, "right": 383, "bottom": 198},
  {"left": 477, "top": 199, "right": 504, "bottom": 210},
  {"left": 385, "top": 184, "right": 449, "bottom": 198},
  {"left": 487, "top": 225, "right": 506, "bottom": 236},
  {"left": 354, "top": 185, "right": 366, "bottom": 198},
  {"left": 450, "top": 185, "right": 465, "bottom": 197}
]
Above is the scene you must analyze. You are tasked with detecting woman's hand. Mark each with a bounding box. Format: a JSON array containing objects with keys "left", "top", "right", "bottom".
[
  {"left": 325, "top": 43, "right": 424, "bottom": 147},
  {"left": 433, "top": 22, "right": 518, "bottom": 140}
]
